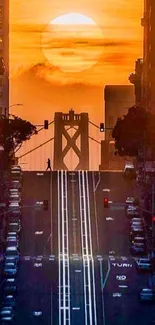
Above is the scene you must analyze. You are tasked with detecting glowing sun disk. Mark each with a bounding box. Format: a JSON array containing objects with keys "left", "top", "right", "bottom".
[{"left": 50, "top": 13, "right": 96, "bottom": 25}]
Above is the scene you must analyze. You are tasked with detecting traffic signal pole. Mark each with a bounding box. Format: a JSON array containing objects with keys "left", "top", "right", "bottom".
[{"left": 152, "top": 183, "right": 155, "bottom": 251}]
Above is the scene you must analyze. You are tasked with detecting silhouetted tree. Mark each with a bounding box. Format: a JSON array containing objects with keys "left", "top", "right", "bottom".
[
  {"left": 0, "top": 115, "right": 37, "bottom": 167},
  {"left": 112, "top": 105, "right": 155, "bottom": 157}
]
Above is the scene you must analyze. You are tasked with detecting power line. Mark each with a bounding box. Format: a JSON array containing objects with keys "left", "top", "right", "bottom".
[
  {"left": 19, "top": 126, "right": 73, "bottom": 159},
  {"left": 89, "top": 120, "right": 100, "bottom": 129},
  {"left": 19, "top": 137, "right": 54, "bottom": 159}
]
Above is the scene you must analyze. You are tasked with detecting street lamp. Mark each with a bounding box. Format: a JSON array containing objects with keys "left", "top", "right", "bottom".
[{"left": 5, "top": 103, "right": 23, "bottom": 117}]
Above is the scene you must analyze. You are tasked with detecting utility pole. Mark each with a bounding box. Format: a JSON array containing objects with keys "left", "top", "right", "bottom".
[{"left": 152, "top": 183, "right": 155, "bottom": 252}]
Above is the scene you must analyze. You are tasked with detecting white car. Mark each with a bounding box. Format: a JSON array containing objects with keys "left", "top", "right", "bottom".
[{"left": 126, "top": 205, "right": 140, "bottom": 217}]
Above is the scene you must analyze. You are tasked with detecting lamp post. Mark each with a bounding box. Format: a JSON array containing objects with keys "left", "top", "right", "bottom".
[{"left": 4, "top": 103, "right": 23, "bottom": 117}]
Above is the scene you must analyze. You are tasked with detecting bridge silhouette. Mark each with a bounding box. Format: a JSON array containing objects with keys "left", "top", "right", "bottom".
[{"left": 18, "top": 109, "right": 103, "bottom": 171}]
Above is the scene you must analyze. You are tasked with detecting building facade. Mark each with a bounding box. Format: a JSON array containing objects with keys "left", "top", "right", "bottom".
[
  {"left": 104, "top": 85, "right": 135, "bottom": 141},
  {"left": 142, "top": 0, "right": 155, "bottom": 111},
  {"left": 0, "top": 0, "right": 9, "bottom": 116}
]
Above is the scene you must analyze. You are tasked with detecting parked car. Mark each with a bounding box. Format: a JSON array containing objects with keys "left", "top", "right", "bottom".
[
  {"left": 132, "top": 236, "right": 146, "bottom": 245},
  {"left": 6, "top": 238, "right": 19, "bottom": 248},
  {"left": 126, "top": 205, "right": 140, "bottom": 217},
  {"left": 8, "top": 222, "right": 21, "bottom": 234},
  {"left": 130, "top": 243, "right": 146, "bottom": 255},
  {"left": 130, "top": 227, "right": 145, "bottom": 239},
  {"left": 2, "top": 295, "right": 16, "bottom": 307},
  {"left": 139, "top": 288, "right": 155, "bottom": 302},
  {"left": 3, "top": 262, "right": 17, "bottom": 277},
  {"left": 4, "top": 247, "right": 20, "bottom": 262},
  {"left": 10, "top": 180, "right": 21, "bottom": 190},
  {"left": 129, "top": 218, "right": 143, "bottom": 225},
  {"left": 135, "top": 258, "right": 152, "bottom": 272},
  {"left": 3, "top": 278, "right": 17, "bottom": 294}
]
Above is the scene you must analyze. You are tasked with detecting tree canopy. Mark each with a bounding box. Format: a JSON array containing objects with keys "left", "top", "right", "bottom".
[
  {"left": 112, "top": 105, "right": 155, "bottom": 157},
  {"left": 0, "top": 115, "right": 37, "bottom": 165}
]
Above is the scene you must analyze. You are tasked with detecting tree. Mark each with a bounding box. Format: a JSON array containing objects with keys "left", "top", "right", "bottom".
[
  {"left": 112, "top": 105, "right": 155, "bottom": 157},
  {"left": 0, "top": 115, "right": 37, "bottom": 166}
]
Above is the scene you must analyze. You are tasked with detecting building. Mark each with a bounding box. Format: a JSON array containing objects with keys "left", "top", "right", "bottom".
[
  {"left": 104, "top": 85, "right": 135, "bottom": 141},
  {"left": 99, "top": 85, "right": 134, "bottom": 170},
  {"left": 142, "top": 0, "right": 155, "bottom": 111},
  {"left": 129, "top": 58, "right": 143, "bottom": 106},
  {"left": 0, "top": 0, "right": 9, "bottom": 116}
]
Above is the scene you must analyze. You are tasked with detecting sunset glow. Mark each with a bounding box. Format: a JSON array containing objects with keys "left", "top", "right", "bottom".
[
  {"left": 50, "top": 13, "right": 96, "bottom": 25},
  {"left": 42, "top": 13, "right": 104, "bottom": 72}
]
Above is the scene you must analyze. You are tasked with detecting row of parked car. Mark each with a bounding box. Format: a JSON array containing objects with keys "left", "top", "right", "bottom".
[
  {"left": 125, "top": 196, "right": 155, "bottom": 303},
  {"left": 0, "top": 165, "right": 22, "bottom": 324}
]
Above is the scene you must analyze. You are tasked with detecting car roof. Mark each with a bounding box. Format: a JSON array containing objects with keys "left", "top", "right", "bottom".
[{"left": 6, "top": 247, "right": 18, "bottom": 251}]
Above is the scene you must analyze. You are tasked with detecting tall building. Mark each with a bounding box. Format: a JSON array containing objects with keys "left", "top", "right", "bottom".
[
  {"left": 0, "top": 0, "right": 9, "bottom": 116},
  {"left": 99, "top": 85, "right": 135, "bottom": 170},
  {"left": 142, "top": 0, "right": 155, "bottom": 111},
  {"left": 104, "top": 85, "right": 135, "bottom": 141},
  {"left": 129, "top": 58, "right": 143, "bottom": 106}
]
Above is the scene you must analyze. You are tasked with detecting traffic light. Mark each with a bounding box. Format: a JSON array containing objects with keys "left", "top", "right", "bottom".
[
  {"left": 100, "top": 123, "right": 104, "bottom": 132},
  {"left": 44, "top": 120, "right": 49, "bottom": 129},
  {"left": 43, "top": 200, "right": 48, "bottom": 211},
  {"left": 104, "top": 197, "right": 109, "bottom": 208}
]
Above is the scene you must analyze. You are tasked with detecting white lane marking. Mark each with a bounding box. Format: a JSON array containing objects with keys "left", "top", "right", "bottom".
[
  {"left": 65, "top": 170, "right": 71, "bottom": 325},
  {"left": 112, "top": 263, "right": 132, "bottom": 268},
  {"left": 35, "top": 231, "right": 43, "bottom": 235},
  {"left": 86, "top": 171, "right": 97, "bottom": 325},
  {"left": 94, "top": 172, "right": 100, "bottom": 192},
  {"left": 119, "top": 285, "right": 128, "bottom": 288},
  {"left": 99, "top": 259, "right": 106, "bottom": 325},
  {"left": 121, "top": 256, "right": 128, "bottom": 261},
  {"left": 34, "top": 263, "right": 42, "bottom": 267},
  {"left": 92, "top": 172, "right": 100, "bottom": 251},
  {"left": 23, "top": 256, "right": 30, "bottom": 260},
  {"left": 51, "top": 287, "right": 53, "bottom": 325},
  {"left": 82, "top": 171, "right": 92, "bottom": 325},
  {"left": 75, "top": 270, "right": 81, "bottom": 273},
  {"left": 106, "top": 217, "right": 114, "bottom": 221},
  {"left": 102, "top": 259, "right": 111, "bottom": 289},
  {"left": 78, "top": 172, "right": 88, "bottom": 325},
  {"left": 57, "top": 171, "right": 61, "bottom": 325},
  {"left": 72, "top": 307, "right": 80, "bottom": 310},
  {"left": 113, "top": 293, "right": 122, "bottom": 297},
  {"left": 50, "top": 171, "right": 53, "bottom": 253},
  {"left": 116, "top": 275, "right": 126, "bottom": 281},
  {"left": 109, "top": 251, "right": 115, "bottom": 255},
  {"left": 33, "top": 311, "right": 42, "bottom": 316},
  {"left": 58, "top": 171, "right": 71, "bottom": 325}
]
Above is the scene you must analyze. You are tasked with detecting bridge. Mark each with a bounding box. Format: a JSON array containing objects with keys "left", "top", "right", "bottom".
[{"left": 17, "top": 109, "right": 103, "bottom": 171}]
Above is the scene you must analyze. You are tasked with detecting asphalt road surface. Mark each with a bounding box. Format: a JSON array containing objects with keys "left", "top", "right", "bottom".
[{"left": 1, "top": 170, "right": 155, "bottom": 325}]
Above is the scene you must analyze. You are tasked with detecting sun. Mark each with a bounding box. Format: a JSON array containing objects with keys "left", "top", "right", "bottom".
[{"left": 41, "top": 13, "right": 104, "bottom": 73}]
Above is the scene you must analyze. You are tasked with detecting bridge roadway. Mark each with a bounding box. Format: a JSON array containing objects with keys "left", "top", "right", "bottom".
[{"left": 3, "top": 170, "right": 155, "bottom": 324}]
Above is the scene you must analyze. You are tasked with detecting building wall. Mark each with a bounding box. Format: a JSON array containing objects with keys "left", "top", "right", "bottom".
[
  {"left": 142, "top": 0, "right": 155, "bottom": 112},
  {"left": 104, "top": 85, "right": 135, "bottom": 141},
  {"left": 0, "top": 0, "right": 9, "bottom": 116}
]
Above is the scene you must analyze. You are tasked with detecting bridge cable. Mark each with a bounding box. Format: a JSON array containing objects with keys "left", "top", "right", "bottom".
[{"left": 18, "top": 126, "right": 73, "bottom": 159}]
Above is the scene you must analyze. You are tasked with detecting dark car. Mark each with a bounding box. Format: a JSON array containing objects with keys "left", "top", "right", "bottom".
[
  {"left": 130, "top": 243, "right": 146, "bottom": 255},
  {"left": 130, "top": 227, "right": 145, "bottom": 239},
  {"left": 126, "top": 205, "right": 140, "bottom": 218},
  {"left": 2, "top": 295, "right": 16, "bottom": 307},
  {"left": 3, "top": 263, "right": 17, "bottom": 277},
  {"left": 139, "top": 288, "right": 155, "bottom": 302},
  {"left": 3, "top": 278, "right": 17, "bottom": 294}
]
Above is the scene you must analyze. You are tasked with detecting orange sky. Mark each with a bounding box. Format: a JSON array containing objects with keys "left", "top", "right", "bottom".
[{"left": 10, "top": 0, "right": 144, "bottom": 170}]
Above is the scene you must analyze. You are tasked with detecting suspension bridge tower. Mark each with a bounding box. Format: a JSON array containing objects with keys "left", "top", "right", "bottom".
[{"left": 53, "top": 109, "right": 89, "bottom": 170}]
